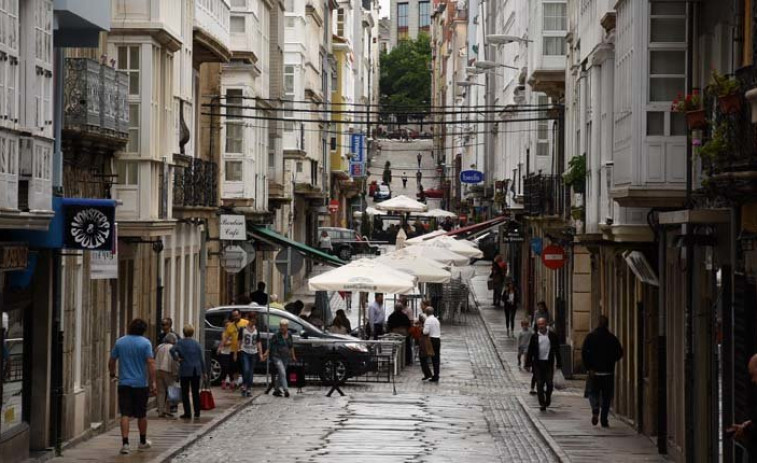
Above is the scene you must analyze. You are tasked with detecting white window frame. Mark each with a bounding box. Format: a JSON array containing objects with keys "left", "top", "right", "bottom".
[
  {"left": 224, "top": 88, "right": 245, "bottom": 154},
  {"left": 542, "top": 1, "right": 567, "bottom": 56}
]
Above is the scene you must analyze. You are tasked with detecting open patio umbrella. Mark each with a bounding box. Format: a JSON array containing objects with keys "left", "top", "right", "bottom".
[
  {"left": 376, "top": 252, "right": 451, "bottom": 284},
  {"left": 374, "top": 194, "right": 428, "bottom": 213},
  {"left": 395, "top": 227, "right": 408, "bottom": 250},
  {"left": 365, "top": 206, "right": 387, "bottom": 216},
  {"left": 406, "top": 229, "right": 447, "bottom": 245},
  {"left": 395, "top": 243, "right": 470, "bottom": 266},
  {"left": 423, "top": 208, "right": 457, "bottom": 218},
  {"left": 419, "top": 235, "right": 484, "bottom": 259},
  {"left": 308, "top": 258, "right": 418, "bottom": 294}
]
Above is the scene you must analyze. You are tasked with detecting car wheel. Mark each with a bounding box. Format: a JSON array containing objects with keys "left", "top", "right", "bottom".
[
  {"left": 338, "top": 247, "right": 352, "bottom": 261},
  {"left": 320, "top": 356, "right": 350, "bottom": 384},
  {"left": 209, "top": 357, "right": 223, "bottom": 385}
]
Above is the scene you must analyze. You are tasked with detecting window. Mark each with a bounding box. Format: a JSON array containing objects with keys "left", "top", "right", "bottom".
[
  {"left": 648, "top": 4, "right": 686, "bottom": 103},
  {"left": 419, "top": 1, "right": 430, "bottom": 30},
  {"left": 296, "top": 161, "right": 303, "bottom": 173},
  {"left": 116, "top": 160, "right": 138, "bottom": 185},
  {"left": 397, "top": 2, "right": 408, "bottom": 40},
  {"left": 230, "top": 0, "right": 246, "bottom": 7},
  {"left": 225, "top": 89, "right": 244, "bottom": 153},
  {"left": 1, "top": 303, "right": 27, "bottom": 436},
  {"left": 543, "top": 37, "right": 566, "bottom": 55},
  {"left": 336, "top": 8, "right": 345, "bottom": 36},
  {"left": 285, "top": 0, "right": 294, "bottom": 11},
  {"left": 543, "top": 2, "right": 566, "bottom": 31},
  {"left": 225, "top": 161, "right": 243, "bottom": 181},
  {"left": 117, "top": 46, "right": 140, "bottom": 96},
  {"left": 35, "top": 0, "right": 52, "bottom": 65},
  {"left": 537, "top": 95, "right": 550, "bottom": 156},
  {"left": 34, "top": 143, "right": 51, "bottom": 180},
  {"left": 284, "top": 66, "right": 295, "bottom": 131},
  {"left": 126, "top": 103, "right": 139, "bottom": 153},
  {"left": 230, "top": 16, "right": 245, "bottom": 33}
]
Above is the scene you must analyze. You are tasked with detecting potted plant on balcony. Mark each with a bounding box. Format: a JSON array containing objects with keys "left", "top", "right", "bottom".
[
  {"left": 563, "top": 153, "right": 586, "bottom": 194},
  {"left": 672, "top": 90, "right": 706, "bottom": 129},
  {"left": 698, "top": 120, "right": 731, "bottom": 167},
  {"left": 710, "top": 69, "right": 741, "bottom": 114}
]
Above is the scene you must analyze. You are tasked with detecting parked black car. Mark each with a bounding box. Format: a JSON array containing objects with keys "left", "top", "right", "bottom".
[
  {"left": 203, "top": 305, "right": 373, "bottom": 384},
  {"left": 318, "top": 227, "right": 379, "bottom": 261}
]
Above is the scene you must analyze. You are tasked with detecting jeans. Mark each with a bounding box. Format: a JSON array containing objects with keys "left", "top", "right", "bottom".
[
  {"left": 504, "top": 304, "right": 516, "bottom": 331},
  {"left": 534, "top": 360, "right": 554, "bottom": 407},
  {"left": 156, "top": 370, "right": 174, "bottom": 415},
  {"left": 272, "top": 357, "right": 289, "bottom": 392},
  {"left": 588, "top": 374, "right": 615, "bottom": 424},
  {"left": 430, "top": 338, "right": 440, "bottom": 379},
  {"left": 372, "top": 323, "right": 384, "bottom": 340},
  {"left": 240, "top": 351, "right": 258, "bottom": 389},
  {"left": 180, "top": 375, "right": 201, "bottom": 417}
]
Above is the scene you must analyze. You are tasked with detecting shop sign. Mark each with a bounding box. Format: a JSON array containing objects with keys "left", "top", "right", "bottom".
[
  {"left": 349, "top": 161, "right": 366, "bottom": 178},
  {"left": 0, "top": 244, "right": 28, "bottom": 272},
  {"left": 460, "top": 170, "right": 484, "bottom": 184},
  {"left": 220, "top": 214, "right": 247, "bottom": 241},
  {"left": 350, "top": 133, "right": 365, "bottom": 163},
  {"left": 542, "top": 245, "right": 566, "bottom": 270},
  {"left": 90, "top": 251, "right": 118, "bottom": 280},
  {"left": 222, "top": 245, "right": 248, "bottom": 273},
  {"left": 63, "top": 199, "right": 116, "bottom": 251}
]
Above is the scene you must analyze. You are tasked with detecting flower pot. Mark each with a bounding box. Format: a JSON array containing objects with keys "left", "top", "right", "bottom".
[
  {"left": 685, "top": 109, "right": 707, "bottom": 130},
  {"left": 718, "top": 93, "right": 742, "bottom": 114}
]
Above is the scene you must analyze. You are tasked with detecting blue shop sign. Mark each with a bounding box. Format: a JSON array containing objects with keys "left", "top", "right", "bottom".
[{"left": 460, "top": 170, "right": 484, "bottom": 184}]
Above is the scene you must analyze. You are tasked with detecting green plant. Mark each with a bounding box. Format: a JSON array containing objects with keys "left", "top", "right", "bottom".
[
  {"left": 709, "top": 69, "right": 739, "bottom": 97},
  {"left": 571, "top": 207, "right": 584, "bottom": 221},
  {"left": 563, "top": 154, "right": 587, "bottom": 186},
  {"left": 671, "top": 90, "right": 702, "bottom": 112},
  {"left": 698, "top": 120, "right": 731, "bottom": 161}
]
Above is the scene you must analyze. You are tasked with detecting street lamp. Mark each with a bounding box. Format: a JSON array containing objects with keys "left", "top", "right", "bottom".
[
  {"left": 486, "top": 34, "right": 532, "bottom": 45},
  {"left": 475, "top": 60, "right": 519, "bottom": 71}
]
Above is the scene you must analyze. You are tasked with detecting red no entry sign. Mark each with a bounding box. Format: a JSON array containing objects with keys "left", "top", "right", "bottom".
[{"left": 542, "top": 245, "right": 566, "bottom": 270}]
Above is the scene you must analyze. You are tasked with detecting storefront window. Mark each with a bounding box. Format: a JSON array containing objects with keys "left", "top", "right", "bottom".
[{"left": 1, "top": 307, "right": 24, "bottom": 436}]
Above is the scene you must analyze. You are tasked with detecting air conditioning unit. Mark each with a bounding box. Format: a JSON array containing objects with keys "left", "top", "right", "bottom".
[{"left": 18, "top": 137, "right": 33, "bottom": 178}]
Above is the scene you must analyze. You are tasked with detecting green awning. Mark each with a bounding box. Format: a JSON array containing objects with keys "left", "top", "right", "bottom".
[{"left": 249, "top": 225, "right": 346, "bottom": 267}]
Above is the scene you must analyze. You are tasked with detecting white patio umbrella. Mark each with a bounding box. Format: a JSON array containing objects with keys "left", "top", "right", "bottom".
[
  {"left": 420, "top": 235, "right": 484, "bottom": 259},
  {"left": 308, "top": 258, "right": 418, "bottom": 294},
  {"left": 395, "top": 227, "right": 408, "bottom": 250},
  {"left": 376, "top": 252, "right": 452, "bottom": 283},
  {"left": 365, "top": 206, "right": 387, "bottom": 216},
  {"left": 406, "top": 229, "right": 447, "bottom": 244},
  {"left": 424, "top": 208, "right": 457, "bottom": 218},
  {"left": 374, "top": 194, "right": 428, "bottom": 212},
  {"left": 396, "top": 243, "right": 470, "bottom": 266}
]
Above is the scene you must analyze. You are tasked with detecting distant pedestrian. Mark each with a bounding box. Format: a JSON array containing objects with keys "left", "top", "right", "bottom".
[
  {"left": 155, "top": 332, "right": 178, "bottom": 418},
  {"left": 532, "top": 301, "right": 551, "bottom": 330},
  {"left": 416, "top": 170, "right": 422, "bottom": 185},
  {"left": 526, "top": 317, "right": 562, "bottom": 411},
  {"left": 368, "top": 293, "right": 386, "bottom": 339},
  {"left": 319, "top": 230, "right": 333, "bottom": 254},
  {"left": 239, "top": 312, "right": 264, "bottom": 397},
  {"left": 284, "top": 299, "right": 304, "bottom": 316},
  {"left": 441, "top": 217, "right": 453, "bottom": 232},
  {"left": 728, "top": 353, "right": 757, "bottom": 446},
  {"left": 157, "top": 317, "right": 180, "bottom": 345},
  {"left": 422, "top": 305, "right": 441, "bottom": 382},
  {"left": 268, "top": 319, "right": 296, "bottom": 397},
  {"left": 417, "top": 152, "right": 422, "bottom": 167},
  {"left": 516, "top": 320, "right": 532, "bottom": 368},
  {"left": 330, "top": 309, "right": 352, "bottom": 334},
  {"left": 489, "top": 255, "right": 506, "bottom": 307},
  {"left": 582, "top": 315, "right": 623, "bottom": 427},
  {"left": 250, "top": 281, "right": 268, "bottom": 306},
  {"left": 402, "top": 172, "right": 408, "bottom": 188},
  {"left": 171, "top": 324, "right": 206, "bottom": 420},
  {"left": 109, "top": 318, "right": 156, "bottom": 455},
  {"left": 503, "top": 282, "right": 518, "bottom": 336},
  {"left": 388, "top": 303, "right": 413, "bottom": 365},
  {"left": 430, "top": 150, "right": 434, "bottom": 161},
  {"left": 217, "top": 308, "right": 248, "bottom": 390}
]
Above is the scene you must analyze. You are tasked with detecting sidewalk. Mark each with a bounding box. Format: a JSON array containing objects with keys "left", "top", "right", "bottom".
[
  {"left": 32, "top": 385, "right": 258, "bottom": 463},
  {"left": 468, "top": 263, "right": 666, "bottom": 462}
]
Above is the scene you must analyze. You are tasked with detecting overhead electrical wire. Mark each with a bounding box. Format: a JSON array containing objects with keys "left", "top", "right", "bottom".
[{"left": 200, "top": 111, "right": 559, "bottom": 125}]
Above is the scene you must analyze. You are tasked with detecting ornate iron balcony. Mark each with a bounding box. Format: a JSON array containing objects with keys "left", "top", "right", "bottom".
[
  {"left": 173, "top": 158, "right": 218, "bottom": 208},
  {"left": 523, "top": 174, "right": 566, "bottom": 218}
]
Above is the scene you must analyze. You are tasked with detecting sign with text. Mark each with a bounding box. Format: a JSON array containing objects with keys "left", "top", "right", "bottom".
[
  {"left": 349, "top": 161, "right": 366, "bottom": 178},
  {"left": 63, "top": 199, "right": 116, "bottom": 251},
  {"left": 350, "top": 133, "right": 365, "bottom": 163},
  {"left": 220, "top": 214, "right": 247, "bottom": 241},
  {"left": 0, "top": 244, "right": 28, "bottom": 272},
  {"left": 460, "top": 170, "right": 484, "bottom": 184},
  {"left": 222, "top": 245, "right": 248, "bottom": 273},
  {"left": 90, "top": 251, "right": 118, "bottom": 279},
  {"left": 542, "top": 245, "right": 566, "bottom": 270}
]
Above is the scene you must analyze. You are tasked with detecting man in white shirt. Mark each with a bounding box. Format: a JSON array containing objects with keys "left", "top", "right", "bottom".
[
  {"left": 368, "top": 293, "right": 385, "bottom": 340},
  {"left": 525, "top": 317, "right": 562, "bottom": 411},
  {"left": 422, "top": 305, "right": 441, "bottom": 382}
]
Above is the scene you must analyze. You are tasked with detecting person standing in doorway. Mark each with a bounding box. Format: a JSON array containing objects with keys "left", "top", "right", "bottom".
[
  {"left": 402, "top": 172, "right": 408, "bottom": 189},
  {"left": 368, "top": 293, "right": 386, "bottom": 339},
  {"left": 526, "top": 317, "right": 562, "bottom": 411},
  {"left": 250, "top": 281, "right": 268, "bottom": 306},
  {"left": 422, "top": 305, "right": 441, "bottom": 382},
  {"left": 109, "top": 318, "right": 156, "bottom": 455},
  {"left": 582, "top": 315, "right": 624, "bottom": 427},
  {"left": 503, "top": 282, "right": 518, "bottom": 336},
  {"left": 417, "top": 152, "right": 422, "bottom": 168},
  {"left": 171, "top": 324, "right": 206, "bottom": 420}
]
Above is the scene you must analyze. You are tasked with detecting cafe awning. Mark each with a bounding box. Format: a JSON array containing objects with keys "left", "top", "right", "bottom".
[{"left": 248, "top": 225, "right": 346, "bottom": 267}]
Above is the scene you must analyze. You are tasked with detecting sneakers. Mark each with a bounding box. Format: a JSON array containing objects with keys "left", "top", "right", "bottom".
[
  {"left": 272, "top": 390, "right": 282, "bottom": 397},
  {"left": 120, "top": 444, "right": 130, "bottom": 455},
  {"left": 138, "top": 440, "right": 152, "bottom": 451}
]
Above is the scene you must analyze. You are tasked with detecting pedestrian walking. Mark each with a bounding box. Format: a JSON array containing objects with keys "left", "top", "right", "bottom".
[
  {"left": 250, "top": 281, "right": 269, "bottom": 306},
  {"left": 171, "top": 324, "right": 206, "bottom": 420},
  {"left": 402, "top": 172, "right": 408, "bottom": 188},
  {"left": 417, "top": 152, "right": 422, "bottom": 167},
  {"left": 422, "top": 305, "right": 441, "bottom": 382},
  {"left": 319, "top": 230, "right": 333, "bottom": 255},
  {"left": 489, "top": 255, "right": 507, "bottom": 307},
  {"left": 154, "top": 332, "right": 178, "bottom": 418},
  {"left": 368, "top": 293, "right": 386, "bottom": 339},
  {"left": 239, "top": 312, "right": 264, "bottom": 397},
  {"left": 157, "top": 317, "right": 180, "bottom": 345},
  {"left": 108, "top": 318, "right": 156, "bottom": 455},
  {"left": 582, "top": 315, "right": 624, "bottom": 427},
  {"left": 516, "top": 320, "right": 532, "bottom": 368},
  {"left": 388, "top": 303, "right": 413, "bottom": 365},
  {"left": 728, "top": 353, "right": 757, "bottom": 447},
  {"left": 503, "top": 282, "right": 518, "bottom": 336},
  {"left": 532, "top": 301, "right": 551, "bottom": 329},
  {"left": 416, "top": 169, "right": 422, "bottom": 185},
  {"left": 268, "top": 319, "right": 296, "bottom": 397},
  {"left": 217, "top": 308, "right": 248, "bottom": 390},
  {"left": 525, "top": 317, "right": 562, "bottom": 411}
]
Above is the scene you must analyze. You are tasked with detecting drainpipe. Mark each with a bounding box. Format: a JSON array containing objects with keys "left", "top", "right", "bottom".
[{"left": 657, "top": 225, "right": 668, "bottom": 454}]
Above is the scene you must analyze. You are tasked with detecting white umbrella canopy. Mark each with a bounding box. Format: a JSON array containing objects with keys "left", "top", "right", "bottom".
[
  {"left": 365, "top": 206, "right": 387, "bottom": 216},
  {"left": 395, "top": 243, "right": 470, "bottom": 266},
  {"left": 423, "top": 209, "right": 457, "bottom": 218},
  {"left": 395, "top": 227, "right": 408, "bottom": 250},
  {"left": 308, "top": 258, "right": 418, "bottom": 294},
  {"left": 376, "top": 252, "right": 451, "bottom": 283},
  {"left": 420, "top": 235, "right": 484, "bottom": 259},
  {"left": 374, "top": 195, "right": 428, "bottom": 212},
  {"left": 406, "top": 229, "right": 447, "bottom": 245}
]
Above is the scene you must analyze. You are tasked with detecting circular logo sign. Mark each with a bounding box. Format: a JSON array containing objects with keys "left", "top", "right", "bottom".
[{"left": 541, "top": 245, "right": 566, "bottom": 270}]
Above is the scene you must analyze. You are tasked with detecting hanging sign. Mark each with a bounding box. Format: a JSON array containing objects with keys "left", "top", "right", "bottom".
[
  {"left": 220, "top": 214, "right": 247, "bottom": 241},
  {"left": 0, "top": 243, "right": 28, "bottom": 272},
  {"left": 63, "top": 199, "right": 116, "bottom": 251},
  {"left": 542, "top": 245, "right": 566, "bottom": 270},
  {"left": 90, "top": 251, "right": 118, "bottom": 280},
  {"left": 222, "top": 245, "right": 248, "bottom": 273},
  {"left": 460, "top": 170, "right": 484, "bottom": 184},
  {"left": 530, "top": 237, "right": 543, "bottom": 255}
]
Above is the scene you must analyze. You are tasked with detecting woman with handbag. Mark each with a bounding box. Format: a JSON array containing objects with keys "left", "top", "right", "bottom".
[
  {"left": 154, "top": 333, "right": 179, "bottom": 418},
  {"left": 171, "top": 324, "right": 207, "bottom": 420},
  {"left": 490, "top": 255, "right": 507, "bottom": 307}
]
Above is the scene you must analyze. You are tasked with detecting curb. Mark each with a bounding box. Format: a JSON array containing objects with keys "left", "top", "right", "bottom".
[
  {"left": 474, "top": 297, "right": 571, "bottom": 463},
  {"left": 155, "top": 392, "right": 261, "bottom": 463}
]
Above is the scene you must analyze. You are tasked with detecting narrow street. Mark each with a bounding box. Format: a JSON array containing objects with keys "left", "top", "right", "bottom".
[{"left": 368, "top": 139, "right": 440, "bottom": 209}]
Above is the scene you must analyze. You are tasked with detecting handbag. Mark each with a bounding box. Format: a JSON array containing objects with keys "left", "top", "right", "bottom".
[
  {"left": 421, "top": 335, "right": 435, "bottom": 357},
  {"left": 286, "top": 363, "right": 306, "bottom": 388},
  {"left": 167, "top": 383, "right": 181, "bottom": 404},
  {"left": 553, "top": 369, "right": 567, "bottom": 390},
  {"left": 199, "top": 380, "right": 215, "bottom": 410}
]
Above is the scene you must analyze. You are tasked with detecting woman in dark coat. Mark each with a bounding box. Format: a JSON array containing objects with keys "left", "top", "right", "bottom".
[
  {"left": 171, "top": 324, "right": 206, "bottom": 419},
  {"left": 490, "top": 255, "right": 507, "bottom": 307}
]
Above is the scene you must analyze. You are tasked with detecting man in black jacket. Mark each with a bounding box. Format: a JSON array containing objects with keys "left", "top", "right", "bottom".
[
  {"left": 526, "top": 317, "right": 562, "bottom": 411},
  {"left": 581, "top": 315, "right": 623, "bottom": 427}
]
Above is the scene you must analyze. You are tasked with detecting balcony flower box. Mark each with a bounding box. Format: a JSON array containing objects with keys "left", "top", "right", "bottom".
[
  {"left": 685, "top": 109, "right": 707, "bottom": 130},
  {"left": 718, "top": 93, "right": 742, "bottom": 114}
]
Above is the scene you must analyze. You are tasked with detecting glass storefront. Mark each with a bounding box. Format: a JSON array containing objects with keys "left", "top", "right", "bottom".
[{"left": 1, "top": 293, "right": 28, "bottom": 438}]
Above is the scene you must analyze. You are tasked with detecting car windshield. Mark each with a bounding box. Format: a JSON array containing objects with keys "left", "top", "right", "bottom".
[
  {"left": 255, "top": 310, "right": 324, "bottom": 335},
  {"left": 379, "top": 185, "right": 390, "bottom": 193}
]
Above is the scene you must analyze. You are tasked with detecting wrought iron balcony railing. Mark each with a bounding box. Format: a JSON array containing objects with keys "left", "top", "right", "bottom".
[
  {"left": 63, "top": 58, "right": 129, "bottom": 141},
  {"left": 173, "top": 158, "right": 218, "bottom": 208},
  {"left": 523, "top": 174, "right": 567, "bottom": 218}
]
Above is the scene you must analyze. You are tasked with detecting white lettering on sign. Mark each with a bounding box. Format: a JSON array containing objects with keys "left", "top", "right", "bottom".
[
  {"left": 220, "top": 215, "right": 247, "bottom": 241},
  {"left": 543, "top": 254, "right": 564, "bottom": 261},
  {"left": 91, "top": 251, "right": 118, "bottom": 279}
]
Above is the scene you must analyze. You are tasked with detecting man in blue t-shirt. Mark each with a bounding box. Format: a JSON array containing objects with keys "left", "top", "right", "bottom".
[{"left": 109, "top": 318, "right": 156, "bottom": 455}]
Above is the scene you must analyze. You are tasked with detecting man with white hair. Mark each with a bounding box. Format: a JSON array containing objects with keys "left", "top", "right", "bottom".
[
  {"left": 267, "top": 319, "right": 296, "bottom": 397},
  {"left": 422, "top": 305, "right": 441, "bottom": 382},
  {"left": 526, "top": 317, "right": 562, "bottom": 411}
]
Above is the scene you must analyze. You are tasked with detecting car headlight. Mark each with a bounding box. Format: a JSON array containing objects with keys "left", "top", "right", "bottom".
[{"left": 344, "top": 342, "right": 369, "bottom": 353}]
